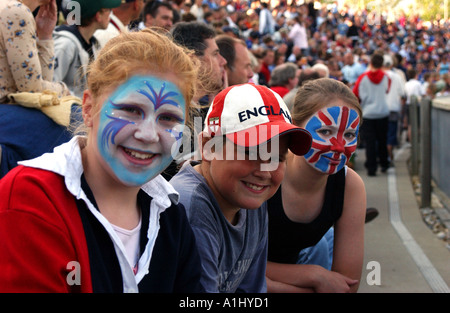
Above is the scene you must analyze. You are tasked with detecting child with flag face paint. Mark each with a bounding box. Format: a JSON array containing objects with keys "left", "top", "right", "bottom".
[
  {"left": 0, "top": 29, "right": 204, "bottom": 292},
  {"left": 266, "top": 78, "right": 366, "bottom": 293}
]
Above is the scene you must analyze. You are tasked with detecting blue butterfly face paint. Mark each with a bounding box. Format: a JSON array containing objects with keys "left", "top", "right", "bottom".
[
  {"left": 303, "top": 105, "right": 359, "bottom": 174},
  {"left": 97, "top": 75, "right": 186, "bottom": 186}
]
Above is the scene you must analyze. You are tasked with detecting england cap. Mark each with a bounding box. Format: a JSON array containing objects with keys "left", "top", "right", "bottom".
[{"left": 204, "top": 83, "right": 312, "bottom": 156}]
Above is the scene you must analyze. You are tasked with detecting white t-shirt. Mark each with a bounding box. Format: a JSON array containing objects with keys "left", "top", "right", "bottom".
[
  {"left": 405, "top": 78, "right": 422, "bottom": 105},
  {"left": 112, "top": 219, "right": 142, "bottom": 275}
]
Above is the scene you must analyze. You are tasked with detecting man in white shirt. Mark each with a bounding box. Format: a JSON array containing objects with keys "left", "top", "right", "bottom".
[
  {"left": 404, "top": 68, "right": 422, "bottom": 142},
  {"left": 259, "top": 2, "right": 275, "bottom": 35},
  {"left": 383, "top": 54, "right": 406, "bottom": 161}
]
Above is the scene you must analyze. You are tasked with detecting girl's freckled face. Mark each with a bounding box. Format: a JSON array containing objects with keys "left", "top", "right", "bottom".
[{"left": 96, "top": 75, "right": 186, "bottom": 186}]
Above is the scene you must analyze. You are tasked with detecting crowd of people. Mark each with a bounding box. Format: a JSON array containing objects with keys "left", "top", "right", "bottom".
[{"left": 0, "top": 0, "right": 449, "bottom": 293}]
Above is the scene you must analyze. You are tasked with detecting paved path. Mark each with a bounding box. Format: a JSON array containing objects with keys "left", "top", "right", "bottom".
[{"left": 354, "top": 145, "right": 450, "bottom": 293}]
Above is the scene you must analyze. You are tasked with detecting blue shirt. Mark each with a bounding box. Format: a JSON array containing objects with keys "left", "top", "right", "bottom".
[{"left": 170, "top": 162, "right": 268, "bottom": 293}]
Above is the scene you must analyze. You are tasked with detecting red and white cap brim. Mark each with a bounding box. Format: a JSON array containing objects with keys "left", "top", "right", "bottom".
[{"left": 205, "top": 83, "right": 312, "bottom": 156}]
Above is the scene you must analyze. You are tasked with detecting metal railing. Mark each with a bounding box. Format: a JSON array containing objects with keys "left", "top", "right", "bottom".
[{"left": 409, "top": 95, "right": 450, "bottom": 208}]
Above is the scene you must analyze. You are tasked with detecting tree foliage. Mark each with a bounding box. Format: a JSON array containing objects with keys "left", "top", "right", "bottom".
[
  {"left": 340, "top": 0, "right": 449, "bottom": 21},
  {"left": 415, "top": 0, "right": 449, "bottom": 21}
]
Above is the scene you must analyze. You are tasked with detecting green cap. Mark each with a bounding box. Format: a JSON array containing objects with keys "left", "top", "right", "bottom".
[{"left": 75, "top": 0, "right": 122, "bottom": 19}]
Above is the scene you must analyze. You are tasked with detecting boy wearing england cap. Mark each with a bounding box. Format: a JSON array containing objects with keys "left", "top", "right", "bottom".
[{"left": 170, "top": 83, "right": 311, "bottom": 293}]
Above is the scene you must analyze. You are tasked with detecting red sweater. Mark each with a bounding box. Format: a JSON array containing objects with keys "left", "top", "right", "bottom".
[{"left": 0, "top": 166, "right": 93, "bottom": 292}]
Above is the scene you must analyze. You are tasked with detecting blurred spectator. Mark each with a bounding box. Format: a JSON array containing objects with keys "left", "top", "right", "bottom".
[
  {"left": 53, "top": 0, "right": 121, "bottom": 98},
  {"left": 269, "top": 62, "right": 300, "bottom": 98},
  {"left": 312, "top": 62, "right": 330, "bottom": 78},
  {"left": 383, "top": 53, "right": 406, "bottom": 162},
  {"left": 94, "top": 0, "right": 145, "bottom": 49},
  {"left": 288, "top": 15, "right": 309, "bottom": 56},
  {"left": 0, "top": 0, "right": 83, "bottom": 177},
  {"left": 168, "top": 21, "right": 227, "bottom": 179},
  {"left": 171, "top": 21, "right": 227, "bottom": 105},
  {"left": 249, "top": 50, "right": 262, "bottom": 85},
  {"left": 259, "top": 2, "right": 275, "bottom": 36},
  {"left": 393, "top": 53, "right": 407, "bottom": 84},
  {"left": 216, "top": 34, "right": 253, "bottom": 86},
  {"left": 222, "top": 25, "right": 239, "bottom": 38},
  {"left": 140, "top": 0, "right": 174, "bottom": 31},
  {"left": 190, "top": 0, "right": 205, "bottom": 22},
  {"left": 0, "top": 0, "right": 69, "bottom": 102},
  {"left": 259, "top": 48, "right": 275, "bottom": 86},
  {"left": 436, "top": 73, "right": 450, "bottom": 97},
  {"left": 181, "top": 12, "right": 197, "bottom": 22},
  {"left": 403, "top": 68, "right": 422, "bottom": 141},
  {"left": 246, "top": 29, "right": 261, "bottom": 50},
  {"left": 283, "top": 68, "right": 322, "bottom": 109},
  {"left": 404, "top": 68, "right": 422, "bottom": 105},
  {"left": 437, "top": 54, "right": 450, "bottom": 77},
  {"left": 341, "top": 51, "right": 366, "bottom": 86},
  {"left": 421, "top": 72, "right": 434, "bottom": 96},
  {"left": 353, "top": 52, "right": 391, "bottom": 176}
]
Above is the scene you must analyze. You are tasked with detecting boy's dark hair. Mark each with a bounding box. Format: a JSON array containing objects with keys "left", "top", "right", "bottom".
[
  {"left": 80, "top": 15, "right": 96, "bottom": 27},
  {"left": 407, "top": 68, "right": 417, "bottom": 80},
  {"left": 216, "top": 35, "right": 238, "bottom": 70},
  {"left": 143, "top": 0, "right": 173, "bottom": 18},
  {"left": 370, "top": 53, "right": 384, "bottom": 69},
  {"left": 171, "top": 22, "right": 216, "bottom": 57},
  {"left": 394, "top": 53, "right": 403, "bottom": 66}
]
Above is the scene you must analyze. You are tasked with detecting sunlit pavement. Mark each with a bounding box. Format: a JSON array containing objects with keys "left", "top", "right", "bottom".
[{"left": 354, "top": 144, "right": 450, "bottom": 293}]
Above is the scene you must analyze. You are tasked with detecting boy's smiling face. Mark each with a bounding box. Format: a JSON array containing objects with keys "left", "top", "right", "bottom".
[{"left": 203, "top": 136, "right": 289, "bottom": 219}]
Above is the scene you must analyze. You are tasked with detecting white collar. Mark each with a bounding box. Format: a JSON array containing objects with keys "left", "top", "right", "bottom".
[{"left": 19, "top": 136, "right": 179, "bottom": 205}]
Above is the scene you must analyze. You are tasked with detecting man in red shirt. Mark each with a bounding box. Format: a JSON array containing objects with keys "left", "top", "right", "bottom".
[{"left": 259, "top": 48, "right": 275, "bottom": 86}]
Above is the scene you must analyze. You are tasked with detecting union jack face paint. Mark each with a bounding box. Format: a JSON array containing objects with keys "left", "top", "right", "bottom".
[{"left": 303, "top": 105, "right": 360, "bottom": 175}]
